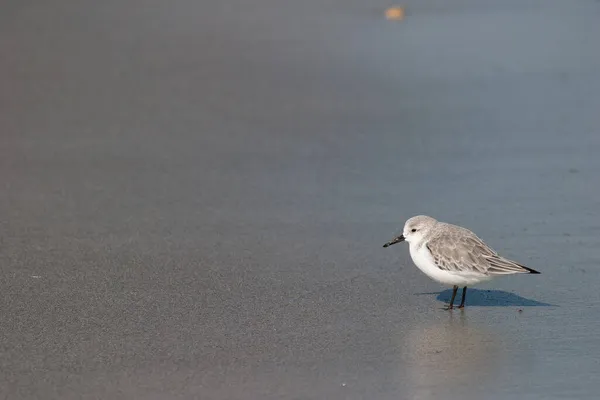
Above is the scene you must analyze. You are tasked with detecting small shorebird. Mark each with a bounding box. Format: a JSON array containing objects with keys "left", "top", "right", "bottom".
[{"left": 383, "top": 215, "right": 540, "bottom": 309}]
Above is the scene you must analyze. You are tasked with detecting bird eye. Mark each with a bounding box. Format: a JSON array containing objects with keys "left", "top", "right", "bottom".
[{"left": 411, "top": 228, "right": 417, "bottom": 232}]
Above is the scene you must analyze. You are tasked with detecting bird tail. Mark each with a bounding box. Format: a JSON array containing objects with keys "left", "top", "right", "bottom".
[
  {"left": 486, "top": 256, "right": 541, "bottom": 275},
  {"left": 516, "top": 263, "right": 541, "bottom": 274}
]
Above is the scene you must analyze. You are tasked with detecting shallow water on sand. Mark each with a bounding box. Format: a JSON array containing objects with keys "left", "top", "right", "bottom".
[{"left": 2, "top": 0, "right": 600, "bottom": 399}]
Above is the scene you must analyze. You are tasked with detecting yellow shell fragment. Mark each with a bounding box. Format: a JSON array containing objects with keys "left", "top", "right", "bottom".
[{"left": 385, "top": 6, "right": 405, "bottom": 20}]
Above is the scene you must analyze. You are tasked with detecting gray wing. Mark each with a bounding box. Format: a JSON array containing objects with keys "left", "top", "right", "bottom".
[{"left": 426, "top": 228, "right": 534, "bottom": 275}]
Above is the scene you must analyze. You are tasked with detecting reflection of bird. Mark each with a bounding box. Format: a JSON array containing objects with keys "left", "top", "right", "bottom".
[
  {"left": 383, "top": 215, "right": 540, "bottom": 309},
  {"left": 401, "top": 314, "right": 499, "bottom": 397}
]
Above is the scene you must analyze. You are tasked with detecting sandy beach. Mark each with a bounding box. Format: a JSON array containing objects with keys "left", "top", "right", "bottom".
[{"left": 2, "top": 0, "right": 600, "bottom": 398}]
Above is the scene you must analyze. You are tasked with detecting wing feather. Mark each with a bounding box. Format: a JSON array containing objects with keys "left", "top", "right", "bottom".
[{"left": 426, "top": 226, "right": 534, "bottom": 276}]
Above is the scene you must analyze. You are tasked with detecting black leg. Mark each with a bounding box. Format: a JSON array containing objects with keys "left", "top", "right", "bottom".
[
  {"left": 458, "top": 287, "right": 467, "bottom": 308},
  {"left": 445, "top": 286, "right": 458, "bottom": 310}
]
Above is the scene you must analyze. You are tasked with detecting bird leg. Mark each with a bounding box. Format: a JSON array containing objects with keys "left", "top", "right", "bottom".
[
  {"left": 458, "top": 286, "right": 467, "bottom": 308},
  {"left": 445, "top": 286, "right": 458, "bottom": 310}
]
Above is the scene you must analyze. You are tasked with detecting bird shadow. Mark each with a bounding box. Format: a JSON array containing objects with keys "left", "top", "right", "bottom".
[{"left": 414, "top": 289, "right": 555, "bottom": 307}]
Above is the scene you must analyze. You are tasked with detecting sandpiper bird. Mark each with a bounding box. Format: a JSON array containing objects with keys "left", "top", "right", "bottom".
[{"left": 383, "top": 215, "right": 540, "bottom": 309}]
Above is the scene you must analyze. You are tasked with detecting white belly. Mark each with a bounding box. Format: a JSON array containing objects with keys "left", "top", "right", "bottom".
[{"left": 409, "top": 243, "right": 491, "bottom": 287}]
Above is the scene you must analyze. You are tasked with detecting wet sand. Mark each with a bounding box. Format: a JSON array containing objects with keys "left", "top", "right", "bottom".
[{"left": 2, "top": 0, "right": 600, "bottom": 399}]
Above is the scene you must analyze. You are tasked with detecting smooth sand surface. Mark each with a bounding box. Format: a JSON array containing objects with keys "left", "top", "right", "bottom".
[{"left": 2, "top": 1, "right": 600, "bottom": 399}]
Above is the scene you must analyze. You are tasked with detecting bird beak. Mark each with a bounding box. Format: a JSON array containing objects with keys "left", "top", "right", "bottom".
[{"left": 383, "top": 235, "right": 405, "bottom": 248}]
